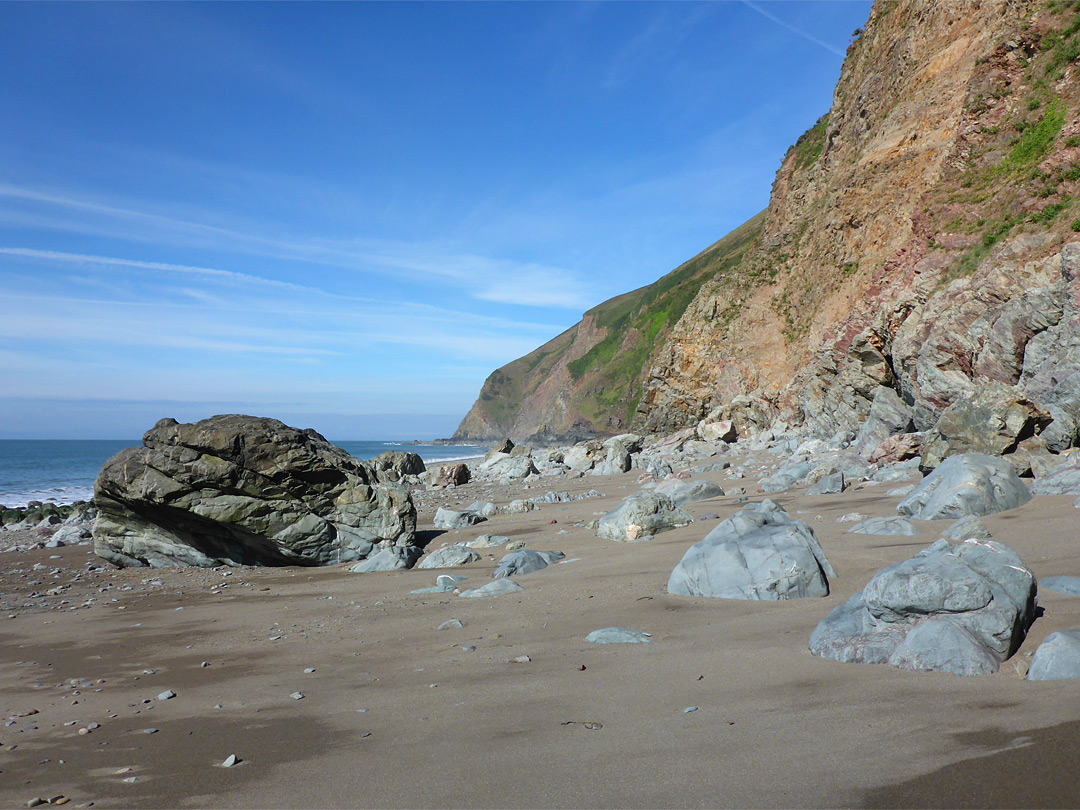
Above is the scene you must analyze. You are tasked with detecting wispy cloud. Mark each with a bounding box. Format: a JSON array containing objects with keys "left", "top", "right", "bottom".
[{"left": 741, "top": 1, "right": 846, "bottom": 57}]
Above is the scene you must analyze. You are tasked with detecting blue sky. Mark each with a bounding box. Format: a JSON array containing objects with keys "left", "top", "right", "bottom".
[{"left": 0, "top": 0, "right": 872, "bottom": 440}]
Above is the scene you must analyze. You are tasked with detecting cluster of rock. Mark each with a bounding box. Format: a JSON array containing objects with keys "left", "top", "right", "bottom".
[
  {"left": 1, "top": 502, "right": 96, "bottom": 553},
  {"left": 92, "top": 415, "right": 417, "bottom": 568}
]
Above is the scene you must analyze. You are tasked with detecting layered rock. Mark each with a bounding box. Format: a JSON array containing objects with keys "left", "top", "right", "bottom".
[{"left": 93, "top": 415, "right": 416, "bottom": 568}]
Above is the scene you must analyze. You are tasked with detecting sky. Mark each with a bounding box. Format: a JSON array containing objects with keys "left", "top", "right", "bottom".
[{"left": 0, "top": 0, "right": 873, "bottom": 440}]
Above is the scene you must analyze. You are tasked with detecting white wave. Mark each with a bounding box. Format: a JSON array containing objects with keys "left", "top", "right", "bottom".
[{"left": 0, "top": 486, "right": 94, "bottom": 509}]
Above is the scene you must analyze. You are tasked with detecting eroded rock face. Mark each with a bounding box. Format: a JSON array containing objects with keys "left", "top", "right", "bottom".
[
  {"left": 809, "top": 538, "right": 1037, "bottom": 676},
  {"left": 93, "top": 416, "right": 417, "bottom": 569},
  {"left": 667, "top": 499, "right": 835, "bottom": 600}
]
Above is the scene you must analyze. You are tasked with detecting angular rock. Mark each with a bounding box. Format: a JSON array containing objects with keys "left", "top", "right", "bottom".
[
  {"left": 653, "top": 479, "right": 725, "bottom": 504},
  {"left": 1030, "top": 455, "right": 1080, "bottom": 495},
  {"left": 466, "top": 501, "right": 498, "bottom": 517},
  {"left": 920, "top": 382, "right": 1051, "bottom": 469},
  {"left": 807, "top": 472, "right": 845, "bottom": 496},
  {"left": 93, "top": 415, "right": 417, "bottom": 568},
  {"left": 585, "top": 628, "right": 652, "bottom": 644},
  {"left": 866, "top": 433, "right": 923, "bottom": 465},
  {"left": 847, "top": 517, "right": 918, "bottom": 536},
  {"left": 465, "top": 534, "right": 511, "bottom": 548},
  {"left": 857, "top": 386, "right": 915, "bottom": 450},
  {"left": 434, "top": 463, "right": 470, "bottom": 487},
  {"left": 896, "top": 453, "right": 1031, "bottom": 520},
  {"left": 458, "top": 578, "right": 523, "bottom": 598},
  {"left": 698, "top": 420, "right": 737, "bottom": 443},
  {"left": 809, "top": 538, "right": 1037, "bottom": 676},
  {"left": 369, "top": 451, "right": 426, "bottom": 482},
  {"left": 349, "top": 545, "right": 420, "bottom": 572},
  {"left": 50, "top": 524, "right": 92, "bottom": 546},
  {"left": 667, "top": 499, "right": 835, "bottom": 600},
  {"left": 433, "top": 508, "right": 486, "bottom": 530},
  {"left": 416, "top": 544, "right": 481, "bottom": 569},
  {"left": 1027, "top": 630, "right": 1080, "bottom": 680},
  {"left": 493, "top": 549, "right": 564, "bottom": 578},
  {"left": 597, "top": 492, "right": 692, "bottom": 542},
  {"left": 481, "top": 455, "right": 539, "bottom": 480}
]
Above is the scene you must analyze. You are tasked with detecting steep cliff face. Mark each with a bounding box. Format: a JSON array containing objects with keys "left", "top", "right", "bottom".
[
  {"left": 453, "top": 213, "right": 764, "bottom": 443},
  {"left": 638, "top": 0, "right": 1080, "bottom": 448}
]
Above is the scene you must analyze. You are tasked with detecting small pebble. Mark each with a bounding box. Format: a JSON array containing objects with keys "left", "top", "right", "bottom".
[
  {"left": 143, "top": 728, "right": 158, "bottom": 734},
  {"left": 303, "top": 668, "right": 315, "bottom": 674},
  {"left": 27, "top": 799, "right": 46, "bottom": 808},
  {"left": 221, "top": 754, "right": 239, "bottom": 767},
  {"left": 462, "top": 645, "right": 477, "bottom": 652},
  {"left": 289, "top": 692, "right": 304, "bottom": 700},
  {"left": 200, "top": 662, "right": 210, "bottom": 668},
  {"left": 122, "top": 776, "right": 137, "bottom": 784},
  {"left": 684, "top": 706, "right": 699, "bottom": 713},
  {"left": 157, "top": 690, "right": 176, "bottom": 701}
]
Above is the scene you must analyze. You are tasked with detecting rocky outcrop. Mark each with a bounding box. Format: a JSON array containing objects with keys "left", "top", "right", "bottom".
[
  {"left": 93, "top": 415, "right": 417, "bottom": 568},
  {"left": 810, "top": 538, "right": 1037, "bottom": 676}
]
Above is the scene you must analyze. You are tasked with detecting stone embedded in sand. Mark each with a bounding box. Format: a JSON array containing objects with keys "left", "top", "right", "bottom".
[
  {"left": 809, "top": 538, "right": 1037, "bottom": 676},
  {"left": 653, "top": 479, "right": 725, "bottom": 504},
  {"left": 941, "top": 515, "right": 992, "bottom": 541},
  {"left": 597, "top": 492, "right": 692, "bottom": 542},
  {"left": 416, "top": 544, "right": 481, "bottom": 569},
  {"left": 493, "top": 549, "right": 564, "bottom": 578},
  {"left": 434, "top": 463, "right": 471, "bottom": 487},
  {"left": 807, "top": 472, "right": 845, "bottom": 496},
  {"left": 847, "top": 517, "right": 918, "bottom": 536},
  {"left": 349, "top": 546, "right": 420, "bottom": 573},
  {"left": 458, "top": 578, "right": 523, "bottom": 598},
  {"left": 1027, "top": 630, "right": 1080, "bottom": 680},
  {"left": 1039, "top": 576, "right": 1080, "bottom": 596},
  {"left": 433, "top": 508, "right": 487, "bottom": 530},
  {"left": 896, "top": 453, "right": 1031, "bottom": 520},
  {"left": 667, "top": 499, "right": 835, "bottom": 600},
  {"left": 92, "top": 415, "right": 416, "bottom": 569},
  {"left": 585, "top": 628, "right": 652, "bottom": 644}
]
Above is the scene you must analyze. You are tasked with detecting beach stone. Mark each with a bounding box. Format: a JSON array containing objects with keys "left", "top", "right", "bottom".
[
  {"left": 505, "top": 499, "right": 534, "bottom": 514},
  {"left": 157, "top": 690, "right": 175, "bottom": 700},
  {"left": 896, "top": 454, "right": 1031, "bottom": 520},
  {"left": 465, "top": 534, "right": 510, "bottom": 549},
  {"left": 222, "top": 754, "right": 240, "bottom": 768},
  {"left": 597, "top": 492, "right": 692, "bottom": 542},
  {"left": 480, "top": 455, "right": 539, "bottom": 480},
  {"left": 941, "top": 515, "right": 992, "bottom": 541},
  {"left": 866, "top": 433, "right": 923, "bottom": 465},
  {"left": 434, "top": 463, "right": 470, "bottom": 487},
  {"left": 653, "top": 479, "right": 725, "bottom": 504},
  {"left": 762, "top": 462, "right": 812, "bottom": 493},
  {"left": 807, "top": 472, "right": 845, "bottom": 496},
  {"left": 493, "top": 549, "right": 564, "bottom": 578},
  {"left": 667, "top": 499, "right": 835, "bottom": 600},
  {"left": 809, "top": 538, "right": 1037, "bottom": 675},
  {"left": 433, "top": 508, "right": 486, "bottom": 530},
  {"left": 349, "top": 545, "right": 420, "bottom": 573},
  {"left": 1027, "top": 630, "right": 1080, "bottom": 680},
  {"left": 458, "top": 578, "right": 523, "bottom": 598},
  {"left": 1039, "top": 576, "right": 1080, "bottom": 596},
  {"left": 847, "top": 517, "right": 919, "bottom": 536},
  {"left": 92, "top": 415, "right": 417, "bottom": 568},
  {"left": 437, "top": 618, "right": 465, "bottom": 630},
  {"left": 416, "top": 544, "right": 480, "bottom": 569},
  {"left": 50, "top": 525, "right": 92, "bottom": 546},
  {"left": 369, "top": 451, "right": 426, "bottom": 482},
  {"left": 585, "top": 628, "right": 652, "bottom": 644},
  {"left": 1030, "top": 455, "right": 1080, "bottom": 495},
  {"left": 466, "top": 501, "right": 498, "bottom": 517}
]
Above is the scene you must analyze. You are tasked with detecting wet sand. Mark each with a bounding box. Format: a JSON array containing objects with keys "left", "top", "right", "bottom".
[{"left": 3, "top": 458, "right": 1080, "bottom": 809}]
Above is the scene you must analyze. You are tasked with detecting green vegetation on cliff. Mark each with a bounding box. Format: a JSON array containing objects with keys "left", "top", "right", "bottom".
[{"left": 453, "top": 211, "right": 765, "bottom": 441}]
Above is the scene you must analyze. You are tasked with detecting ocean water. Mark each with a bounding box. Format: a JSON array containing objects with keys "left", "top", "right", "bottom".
[{"left": 0, "top": 439, "right": 484, "bottom": 509}]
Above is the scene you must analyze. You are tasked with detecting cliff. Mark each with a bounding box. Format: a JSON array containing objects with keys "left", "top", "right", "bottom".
[
  {"left": 453, "top": 212, "right": 764, "bottom": 443},
  {"left": 461, "top": 0, "right": 1080, "bottom": 459},
  {"left": 638, "top": 0, "right": 1080, "bottom": 447}
]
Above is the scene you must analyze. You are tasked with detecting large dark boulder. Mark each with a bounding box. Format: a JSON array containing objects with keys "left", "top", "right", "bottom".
[
  {"left": 93, "top": 415, "right": 417, "bottom": 568},
  {"left": 369, "top": 451, "right": 426, "bottom": 481}
]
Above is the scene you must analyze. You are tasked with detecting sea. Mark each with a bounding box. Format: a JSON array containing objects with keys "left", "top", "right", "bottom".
[{"left": 0, "top": 440, "right": 485, "bottom": 509}]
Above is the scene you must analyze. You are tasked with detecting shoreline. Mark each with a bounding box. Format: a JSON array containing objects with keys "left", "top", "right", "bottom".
[{"left": 3, "top": 434, "right": 1080, "bottom": 807}]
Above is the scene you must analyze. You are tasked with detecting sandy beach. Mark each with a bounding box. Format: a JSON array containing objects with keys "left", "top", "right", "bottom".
[{"left": 3, "top": 447, "right": 1080, "bottom": 809}]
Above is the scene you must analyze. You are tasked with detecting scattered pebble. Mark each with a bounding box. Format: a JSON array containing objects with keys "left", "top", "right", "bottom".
[
  {"left": 157, "top": 690, "right": 176, "bottom": 701},
  {"left": 512, "top": 655, "right": 532, "bottom": 664},
  {"left": 684, "top": 706, "right": 699, "bottom": 713},
  {"left": 221, "top": 754, "right": 240, "bottom": 767},
  {"left": 142, "top": 728, "right": 158, "bottom": 734},
  {"left": 303, "top": 668, "right": 316, "bottom": 674},
  {"left": 289, "top": 692, "right": 304, "bottom": 700}
]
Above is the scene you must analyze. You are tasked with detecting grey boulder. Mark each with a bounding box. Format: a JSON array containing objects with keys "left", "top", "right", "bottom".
[
  {"left": 433, "top": 508, "right": 487, "bottom": 530},
  {"left": 807, "top": 472, "right": 845, "bottom": 496},
  {"left": 349, "top": 545, "right": 421, "bottom": 572},
  {"left": 458, "top": 578, "right": 524, "bottom": 598},
  {"left": 493, "top": 549, "right": 565, "bottom": 578},
  {"left": 809, "top": 538, "right": 1037, "bottom": 675},
  {"left": 941, "top": 515, "right": 992, "bottom": 541},
  {"left": 653, "top": 479, "right": 725, "bottom": 504},
  {"left": 896, "top": 454, "right": 1031, "bottom": 520},
  {"left": 597, "top": 492, "right": 692, "bottom": 542},
  {"left": 416, "top": 544, "right": 481, "bottom": 569},
  {"left": 847, "top": 517, "right": 919, "bottom": 536},
  {"left": 93, "top": 415, "right": 417, "bottom": 569},
  {"left": 369, "top": 451, "right": 426, "bottom": 482},
  {"left": 667, "top": 499, "right": 835, "bottom": 600},
  {"left": 585, "top": 628, "right": 652, "bottom": 644},
  {"left": 1030, "top": 456, "right": 1080, "bottom": 495},
  {"left": 1027, "top": 630, "right": 1080, "bottom": 680}
]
